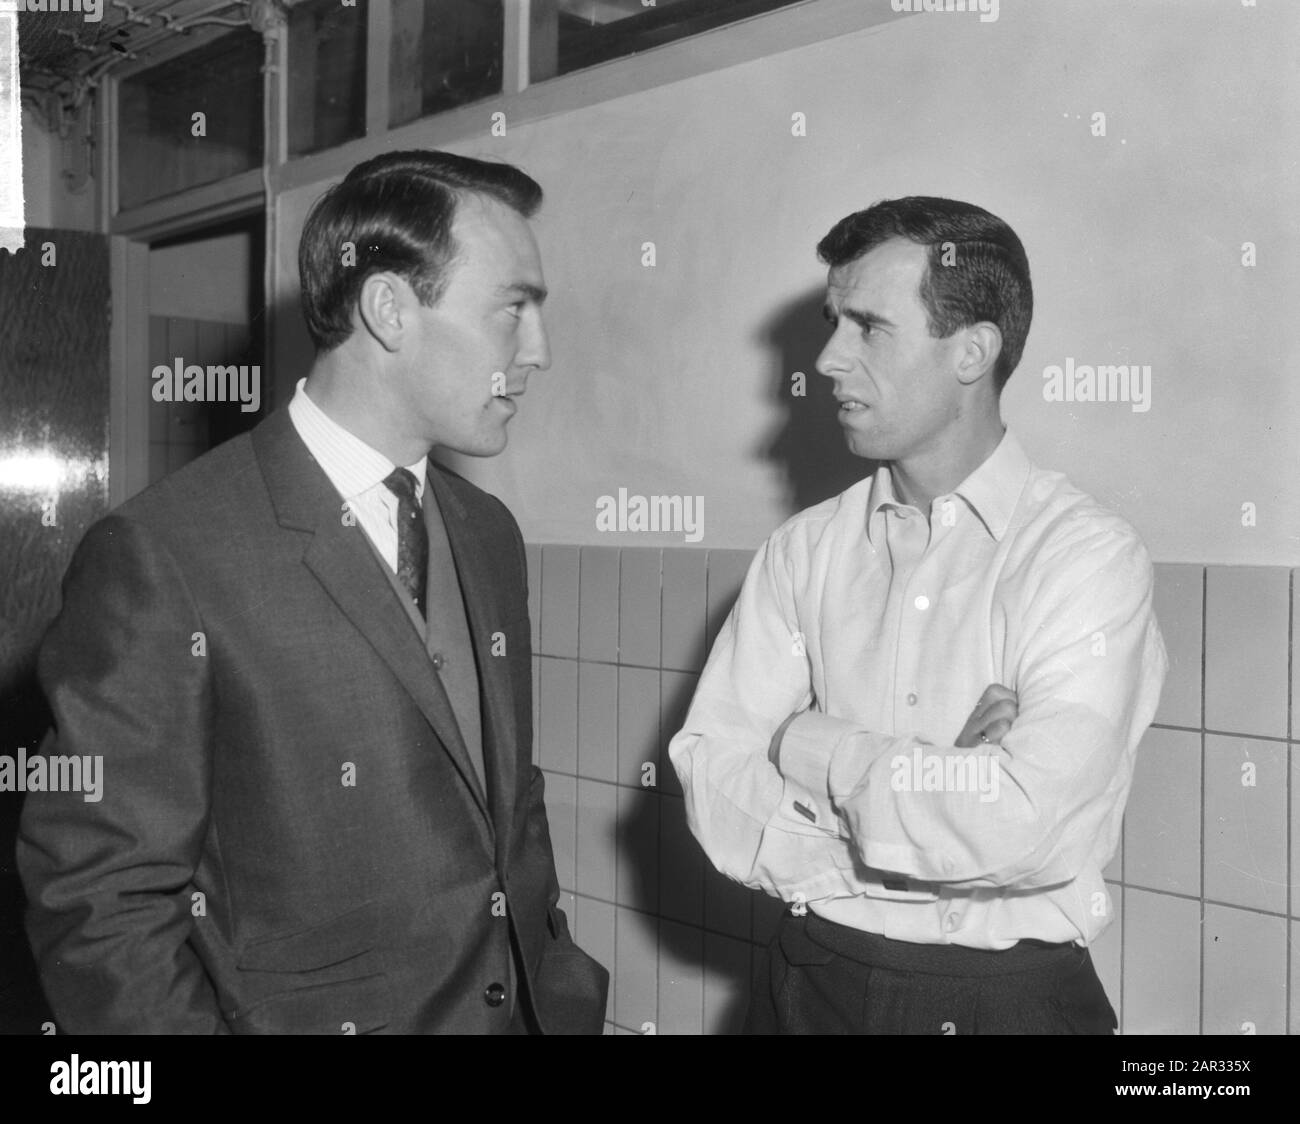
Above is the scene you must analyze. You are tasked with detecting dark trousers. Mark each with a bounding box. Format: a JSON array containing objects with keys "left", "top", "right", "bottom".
[{"left": 746, "top": 911, "right": 1117, "bottom": 1035}]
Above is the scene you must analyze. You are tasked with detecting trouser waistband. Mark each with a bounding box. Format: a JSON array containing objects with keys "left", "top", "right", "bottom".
[{"left": 802, "top": 912, "right": 1080, "bottom": 978}]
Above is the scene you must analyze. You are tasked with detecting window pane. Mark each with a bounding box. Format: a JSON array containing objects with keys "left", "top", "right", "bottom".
[
  {"left": 389, "top": 0, "right": 504, "bottom": 129},
  {"left": 288, "top": 0, "right": 368, "bottom": 157},
  {"left": 118, "top": 30, "right": 263, "bottom": 211},
  {"left": 556, "top": 0, "right": 804, "bottom": 75}
]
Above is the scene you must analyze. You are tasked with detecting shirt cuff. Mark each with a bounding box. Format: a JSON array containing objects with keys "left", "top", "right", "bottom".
[
  {"left": 775, "top": 711, "right": 863, "bottom": 805},
  {"left": 778, "top": 711, "right": 929, "bottom": 818}
]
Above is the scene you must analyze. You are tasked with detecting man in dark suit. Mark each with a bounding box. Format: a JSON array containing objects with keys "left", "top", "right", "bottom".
[{"left": 17, "top": 150, "right": 608, "bottom": 1034}]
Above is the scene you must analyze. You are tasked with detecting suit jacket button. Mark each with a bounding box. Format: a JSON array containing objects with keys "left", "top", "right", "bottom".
[
  {"left": 431, "top": 652, "right": 445, "bottom": 670},
  {"left": 484, "top": 982, "right": 506, "bottom": 1008}
]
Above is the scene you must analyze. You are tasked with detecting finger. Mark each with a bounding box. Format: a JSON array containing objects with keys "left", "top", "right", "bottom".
[
  {"left": 966, "top": 685, "right": 1015, "bottom": 726},
  {"left": 966, "top": 695, "right": 1016, "bottom": 736},
  {"left": 980, "top": 717, "right": 1014, "bottom": 745},
  {"left": 981, "top": 700, "right": 1018, "bottom": 727}
]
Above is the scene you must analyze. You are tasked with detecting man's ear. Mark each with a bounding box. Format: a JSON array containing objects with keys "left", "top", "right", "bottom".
[
  {"left": 355, "top": 272, "right": 409, "bottom": 353},
  {"left": 955, "top": 321, "right": 1003, "bottom": 387}
]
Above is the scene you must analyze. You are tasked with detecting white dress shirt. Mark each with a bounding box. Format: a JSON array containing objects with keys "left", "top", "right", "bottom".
[
  {"left": 287, "top": 378, "right": 426, "bottom": 572},
  {"left": 668, "top": 430, "right": 1167, "bottom": 949}
]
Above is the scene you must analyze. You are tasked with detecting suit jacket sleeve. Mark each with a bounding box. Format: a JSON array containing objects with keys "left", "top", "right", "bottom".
[
  {"left": 503, "top": 505, "right": 609, "bottom": 1034},
  {"left": 521, "top": 764, "right": 610, "bottom": 1034},
  {"left": 17, "top": 515, "right": 228, "bottom": 1033}
]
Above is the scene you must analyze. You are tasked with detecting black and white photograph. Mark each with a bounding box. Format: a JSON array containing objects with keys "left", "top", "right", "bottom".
[{"left": 0, "top": 0, "right": 1294, "bottom": 1099}]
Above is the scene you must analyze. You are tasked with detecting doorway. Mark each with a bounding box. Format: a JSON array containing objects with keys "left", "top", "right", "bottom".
[{"left": 143, "top": 213, "right": 267, "bottom": 488}]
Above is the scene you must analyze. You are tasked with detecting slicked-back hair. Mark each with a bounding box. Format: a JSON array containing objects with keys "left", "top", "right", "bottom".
[
  {"left": 298, "top": 150, "right": 543, "bottom": 353},
  {"left": 816, "top": 196, "right": 1032, "bottom": 390}
]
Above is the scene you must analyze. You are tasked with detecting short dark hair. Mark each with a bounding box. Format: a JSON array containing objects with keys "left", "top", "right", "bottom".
[
  {"left": 816, "top": 196, "right": 1032, "bottom": 389},
  {"left": 298, "top": 150, "right": 543, "bottom": 353}
]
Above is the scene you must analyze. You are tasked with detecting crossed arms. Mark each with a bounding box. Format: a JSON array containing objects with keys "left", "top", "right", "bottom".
[{"left": 667, "top": 523, "right": 1167, "bottom": 907}]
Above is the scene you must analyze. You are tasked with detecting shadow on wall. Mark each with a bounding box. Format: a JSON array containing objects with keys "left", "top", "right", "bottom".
[
  {"left": 759, "top": 285, "right": 877, "bottom": 517},
  {"left": 609, "top": 582, "right": 786, "bottom": 1035},
  {"left": 272, "top": 285, "right": 316, "bottom": 409},
  {"left": 586, "top": 286, "right": 875, "bottom": 1034}
]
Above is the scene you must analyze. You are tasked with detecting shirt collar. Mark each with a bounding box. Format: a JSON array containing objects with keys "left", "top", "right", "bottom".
[
  {"left": 864, "top": 428, "right": 1030, "bottom": 545},
  {"left": 289, "top": 377, "right": 426, "bottom": 502},
  {"left": 865, "top": 462, "right": 904, "bottom": 544},
  {"left": 954, "top": 429, "right": 1031, "bottom": 542}
]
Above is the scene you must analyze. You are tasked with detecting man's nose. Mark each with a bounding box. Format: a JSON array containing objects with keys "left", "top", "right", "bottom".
[
  {"left": 520, "top": 315, "right": 552, "bottom": 373},
  {"left": 815, "top": 327, "right": 849, "bottom": 379}
]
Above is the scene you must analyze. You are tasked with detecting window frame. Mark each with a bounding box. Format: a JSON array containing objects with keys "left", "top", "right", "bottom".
[{"left": 105, "top": 0, "right": 907, "bottom": 236}]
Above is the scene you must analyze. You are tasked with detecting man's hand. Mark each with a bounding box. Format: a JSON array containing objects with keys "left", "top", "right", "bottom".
[{"left": 955, "top": 684, "right": 1018, "bottom": 748}]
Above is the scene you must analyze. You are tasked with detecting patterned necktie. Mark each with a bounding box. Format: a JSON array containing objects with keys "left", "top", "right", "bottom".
[{"left": 383, "top": 467, "right": 428, "bottom": 618}]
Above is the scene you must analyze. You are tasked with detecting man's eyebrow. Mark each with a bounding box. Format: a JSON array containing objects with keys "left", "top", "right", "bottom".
[
  {"left": 823, "top": 303, "right": 892, "bottom": 330},
  {"left": 498, "top": 282, "right": 548, "bottom": 304}
]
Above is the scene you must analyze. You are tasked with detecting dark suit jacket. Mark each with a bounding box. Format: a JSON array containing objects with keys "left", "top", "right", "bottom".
[{"left": 17, "top": 408, "right": 607, "bottom": 1033}]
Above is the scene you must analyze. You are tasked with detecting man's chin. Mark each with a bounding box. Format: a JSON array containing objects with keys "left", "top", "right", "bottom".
[
  {"left": 845, "top": 434, "right": 883, "bottom": 461},
  {"left": 444, "top": 431, "right": 510, "bottom": 459}
]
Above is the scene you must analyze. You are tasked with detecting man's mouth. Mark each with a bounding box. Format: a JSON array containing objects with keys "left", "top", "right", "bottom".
[{"left": 836, "top": 397, "right": 868, "bottom": 412}]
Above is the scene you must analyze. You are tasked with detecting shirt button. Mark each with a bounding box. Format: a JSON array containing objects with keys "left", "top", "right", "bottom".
[
  {"left": 906, "top": 693, "right": 918, "bottom": 706},
  {"left": 431, "top": 652, "right": 445, "bottom": 670},
  {"left": 484, "top": 982, "right": 506, "bottom": 1008},
  {"left": 914, "top": 595, "right": 930, "bottom": 611},
  {"left": 945, "top": 913, "right": 961, "bottom": 933}
]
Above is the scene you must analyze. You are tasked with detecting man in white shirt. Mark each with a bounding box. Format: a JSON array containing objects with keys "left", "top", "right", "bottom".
[{"left": 669, "top": 196, "right": 1166, "bottom": 1034}]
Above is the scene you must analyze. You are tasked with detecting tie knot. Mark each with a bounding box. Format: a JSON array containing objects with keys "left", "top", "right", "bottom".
[{"left": 383, "top": 467, "right": 420, "bottom": 503}]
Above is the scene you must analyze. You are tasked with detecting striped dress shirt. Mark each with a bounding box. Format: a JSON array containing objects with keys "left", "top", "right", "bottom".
[{"left": 287, "top": 377, "right": 426, "bottom": 572}]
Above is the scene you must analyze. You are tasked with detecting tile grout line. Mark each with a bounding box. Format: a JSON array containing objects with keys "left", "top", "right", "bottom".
[
  {"left": 570, "top": 888, "right": 764, "bottom": 950},
  {"left": 1287, "top": 568, "right": 1293, "bottom": 1037},
  {"left": 1198, "top": 566, "right": 1207, "bottom": 1035},
  {"left": 1117, "top": 884, "right": 1293, "bottom": 922},
  {"left": 662, "top": 550, "right": 703, "bottom": 1035},
  {"left": 564, "top": 873, "right": 1300, "bottom": 929},
  {"left": 644, "top": 551, "right": 664, "bottom": 1032},
  {"left": 571, "top": 550, "right": 583, "bottom": 892},
  {"left": 574, "top": 549, "right": 583, "bottom": 784},
  {"left": 614, "top": 548, "right": 623, "bottom": 930},
  {"left": 540, "top": 657, "right": 1298, "bottom": 741},
  {"left": 1150, "top": 721, "right": 1295, "bottom": 746}
]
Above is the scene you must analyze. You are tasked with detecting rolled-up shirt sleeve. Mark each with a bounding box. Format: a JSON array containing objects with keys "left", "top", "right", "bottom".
[{"left": 777, "top": 530, "right": 1167, "bottom": 890}]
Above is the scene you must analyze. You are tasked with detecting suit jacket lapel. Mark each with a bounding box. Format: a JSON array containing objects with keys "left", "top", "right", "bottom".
[
  {"left": 426, "top": 465, "right": 520, "bottom": 852},
  {"left": 252, "top": 411, "right": 494, "bottom": 833}
]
